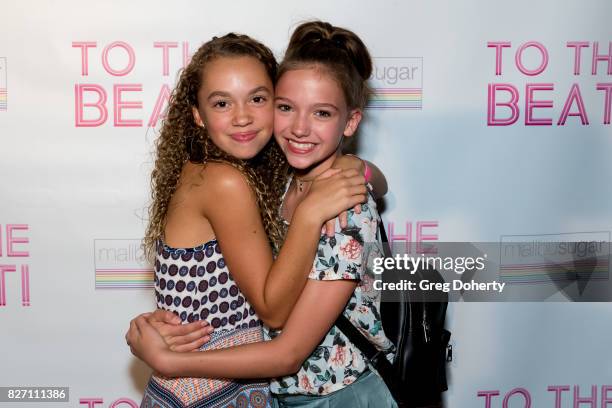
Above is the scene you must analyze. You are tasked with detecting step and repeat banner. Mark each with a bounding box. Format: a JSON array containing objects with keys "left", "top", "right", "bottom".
[{"left": 1, "top": 0, "right": 611, "bottom": 407}]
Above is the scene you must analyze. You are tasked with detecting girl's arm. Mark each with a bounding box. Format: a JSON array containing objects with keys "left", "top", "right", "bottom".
[
  {"left": 196, "top": 162, "right": 365, "bottom": 329},
  {"left": 332, "top": 155, "right": 387, "bottom": 197},
  {"left": 130, "top": 278, "right": 357, "bottom": 378}
]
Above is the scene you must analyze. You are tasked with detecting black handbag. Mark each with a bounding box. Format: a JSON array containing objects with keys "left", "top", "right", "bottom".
[{"left": 335, "top": 218, "right": 452, "bottom": 408}]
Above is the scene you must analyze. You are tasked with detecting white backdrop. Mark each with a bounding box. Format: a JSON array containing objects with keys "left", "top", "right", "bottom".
[{"left": 1, "top": 1, "right": 611, "bottom": 407}]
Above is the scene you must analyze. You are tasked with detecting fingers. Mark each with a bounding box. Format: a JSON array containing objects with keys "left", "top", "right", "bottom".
[
  {"left": 324, "top": 219, "right": 336, "bottom": 237},
  {"left": 346, "top": 184, "right": 368, "bottom": 198},
  {"left": 170, "top": 333, "right": 211, "bottom": 353},
  {"left": 166, "top": 324, "right": 213, "bottom": 347},
  {"left": 126, "top": 318, "right": 140, "bottom": 348},
  {"left": 164, "top": 320, "right": 211, "bottom": 338},
  {"left": 316, "top": 168, "right": 342, "bottom": 180},
  {"left": 134, "top": 314, "right": 152, "bottom": 334},
  {"left": 150, "top": 308, "right": 181, "bottom": 325},
  {"left": 339, "top": 211, "right": 348, "bottom": 229},
  {"left": 337, "top": 168, "right": 360, "bottom": 178}
]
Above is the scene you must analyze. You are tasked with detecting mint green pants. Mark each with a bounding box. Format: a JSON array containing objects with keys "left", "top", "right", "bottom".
[{"left": 271, "top": 370, "right": 397, "bottom": 408}]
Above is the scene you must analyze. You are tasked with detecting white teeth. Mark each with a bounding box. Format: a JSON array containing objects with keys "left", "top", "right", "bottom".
[{"left": 288, "top": 140, "right": 315, "bottom": 149}]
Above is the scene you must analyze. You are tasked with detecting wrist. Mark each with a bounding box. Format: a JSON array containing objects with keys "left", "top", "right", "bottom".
[
  {"left": 153, "top": 350, "right": 175, "bottom": 378},
  {"left": 293, "top": 203, "right": 324, "bottom": 231}
]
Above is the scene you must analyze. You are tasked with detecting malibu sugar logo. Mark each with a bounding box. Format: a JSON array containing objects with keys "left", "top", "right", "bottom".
[
  {"left": 0, "top": 58, "right": 6, "bottom": 111},
  {"left": 94, "top": 239, "right": 152, "bottom": 289},
  {"left": 367, "top": 57, "right": 423, "bottom": 110}
]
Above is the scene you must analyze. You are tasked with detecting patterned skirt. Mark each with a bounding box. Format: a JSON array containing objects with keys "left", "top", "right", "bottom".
[{"left": 141, "top": 327, "right": 271, "bottom": 408}]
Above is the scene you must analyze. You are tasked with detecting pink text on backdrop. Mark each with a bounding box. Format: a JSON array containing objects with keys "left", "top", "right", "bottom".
[
  {"left": 387, "top": 221, "right": 438, "bottom": 254},
  {"left": 0, "top": 224, "right": 31, "bottom": 307},
  {"left": 487, "top": 41, "right": 612, "bottom": 126},
  {"left": 72, "top": 41, "right": 193, "bottom": 127},
  {"left": 79, "top": 398, "right": 138, "bottom": 408},
  {"left": 477, "top": 385, "right": 612, "bottom": 408}
]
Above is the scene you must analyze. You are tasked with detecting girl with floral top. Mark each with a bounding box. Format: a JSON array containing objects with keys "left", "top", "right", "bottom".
[
  {"left": 129, "top": 32, "right": 373, "bottom": 408},
  {"left": 127, "top": 21, "right": 397, "bottom": 407}
]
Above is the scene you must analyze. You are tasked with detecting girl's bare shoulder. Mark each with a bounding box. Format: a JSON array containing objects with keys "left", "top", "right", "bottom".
[{"left": 180, "top": 161, "right": 256, "bottom": 205}]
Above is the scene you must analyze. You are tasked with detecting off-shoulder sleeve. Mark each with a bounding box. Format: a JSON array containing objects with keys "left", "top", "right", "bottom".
[{"left": 308, "top": 202, "right": 379, "bottom": 281}]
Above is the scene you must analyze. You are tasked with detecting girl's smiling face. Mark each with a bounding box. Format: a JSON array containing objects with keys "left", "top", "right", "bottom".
[
  {"left": 273, "top": 67, "right": 361, "bottom": 175},
  {"left": 193, "top": 56, "right": 274, "bottom": 160}
]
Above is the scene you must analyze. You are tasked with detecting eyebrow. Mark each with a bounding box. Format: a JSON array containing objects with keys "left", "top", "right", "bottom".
[
  {"left": 275, "top": 96, "right": 339, "bottom": 111},
  {"left": 313, "top": 103, "right": 339, "bottom": 111},
  {"left": 207, "top": 86, "right": 271, "bottom": 101}
]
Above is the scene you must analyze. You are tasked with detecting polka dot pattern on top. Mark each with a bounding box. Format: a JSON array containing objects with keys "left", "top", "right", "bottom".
[{"left": 154, "top": 239, "right": 260, "bottom": 330}]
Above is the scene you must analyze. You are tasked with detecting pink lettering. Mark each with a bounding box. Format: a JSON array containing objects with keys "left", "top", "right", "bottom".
[
  {"left": 597, "top": 83, "right": 612, "bottom": 124},
  {"left": 487, "top": 41, "right": 511, "bottom": 75},
  {"left": 148, "top": 84, "right": 171, "bottom": 127},
  {"left": 183, "top": 41, "right": 192, "bottom": 68},
  {"left": 6, "top": 224, "right": 29, "bottom": 257},
  {"left": 75, "top": 84, "right": 108, "bottom": 127},
  {"left": 567, "top": 42, "right": 590, "bottom": 75},
  {"left": 602, "top": 385, "right": 612, "bottom": 407},
  {"left": 101, "top": 41, "right": 136, "bottom": 76},
  {"left": 488, "top": 83, "right": 520, "bottom": 126},
  {"left": 109, "top": 398, "right": 139, "bottom": 408},
  {"left": 503, "top": 388, "right": 531, "bottom": 408},
  {"left": 72, "top": 41, "right": 97, "bottom": 76},
  {"left": 477, "top": 390, "right": 500, "bottom": 408},
  {"left": 154, "top": 42, "right": 178, "bottom": 76},
  {"left": 388, "top": 222, "right": 412, "bottom": 252},
  {"left": 416, "top": 221, "right": 438, "bottom": 254},
  {"left": 515, "top": 41, "right": 549, "bottom": 76},
  {"left": 79, "top": 398, "right": 104, "bottom": 407},
  {"left": 574, "top": 385, "right": 597, "bottom": 408},
  {"left": 21, "top": 264, "right": 30, "bottom": 307},
  {"left": 525, "top": 83, "right": 553, "bottom": 126},
  {"left": 0, "top": 265, "right": 16, "bottom": 306},
  {"left": 113, "top": 84, "right": 142, "bottom": 127},
  {"left": 548, "top": 385, "right": 570, "bottom": 408},
  {"left": 558, "top": 84, "right": 589, "bottom": 125},
  {"left": 592, "top": 42, "right": 612, "bottom": 75}
]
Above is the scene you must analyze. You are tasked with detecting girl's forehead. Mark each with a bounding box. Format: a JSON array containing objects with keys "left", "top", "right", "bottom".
[
  {"left": 200, "top": 56, "right": 273, "bottom": 90},
  {"left": 276, "top": 68, "right": 342, "bottom": 96}
]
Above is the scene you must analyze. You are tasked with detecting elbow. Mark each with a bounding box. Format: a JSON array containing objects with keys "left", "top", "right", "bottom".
[
  {"left": 261, "top": 317, "right": 285, "bottom": 331},
  {"left": 272, "top": 342, "right": 305, "bottom": 377},
  {"left": 274, "top": 343, "right": 304, "bottom": 376}
]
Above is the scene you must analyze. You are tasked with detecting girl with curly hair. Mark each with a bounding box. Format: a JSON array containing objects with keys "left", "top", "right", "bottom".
[
  {"left": 128, "top": 22, "right": 397, "bottom": 408},
  {"left": 132, "top": 33, "right": 372, "bottom": 408}
]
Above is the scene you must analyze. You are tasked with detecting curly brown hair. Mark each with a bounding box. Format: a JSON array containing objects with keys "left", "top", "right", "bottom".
[{"left": 143, "top": 33, "right": 288, "bottom": 261}]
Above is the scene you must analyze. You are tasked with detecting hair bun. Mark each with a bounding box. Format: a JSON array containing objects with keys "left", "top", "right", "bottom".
[
  {"left": 287, "top": 21, "right": 372, "bottom": 81},
  {"left": 281, "top": 21, "right": 372, "bottom": 109}
]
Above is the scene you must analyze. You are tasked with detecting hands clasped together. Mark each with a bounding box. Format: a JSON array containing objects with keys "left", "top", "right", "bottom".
[{"left": 125, "top": 310, "right": 213, "bottom": 374}]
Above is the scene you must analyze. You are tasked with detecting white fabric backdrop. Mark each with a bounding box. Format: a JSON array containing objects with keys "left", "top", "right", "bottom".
[{"left": 1, "top": 1, "right": 611, "bottom": 406}]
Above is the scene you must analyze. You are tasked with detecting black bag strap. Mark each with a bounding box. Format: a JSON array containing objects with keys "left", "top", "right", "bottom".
[
  {"left": 333, "top": 215, "right": 395, "bottom": 379},
  {"left": 335, "top": 314, "right": 395, "bottom": 377}
]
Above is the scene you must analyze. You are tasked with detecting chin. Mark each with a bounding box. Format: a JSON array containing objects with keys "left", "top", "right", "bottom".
[
  {"left": 233, "top": 149, "right": 261, "bottom": 160},
  {"left": 285, "top": 154, "right": 316, "bottom": 170},
  {"left": 228, "top": 140, "right": 269, "bottom": 160}
]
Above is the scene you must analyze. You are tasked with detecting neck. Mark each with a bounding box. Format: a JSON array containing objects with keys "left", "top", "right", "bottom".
[{"left": 294, "top": 151, "right": 341, "bottom": 181}]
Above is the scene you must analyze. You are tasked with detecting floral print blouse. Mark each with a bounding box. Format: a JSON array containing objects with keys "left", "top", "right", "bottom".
[{"left": 265, "top": 189, "right": 395, "bottom": 396}]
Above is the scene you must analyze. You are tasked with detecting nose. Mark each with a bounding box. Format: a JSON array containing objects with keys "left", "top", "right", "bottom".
[
  {"left": 291, "top": 112, "right": 310, "bottom": 138},
  {"left": 232, "top": 103, "right": 253, "bottom": 127}
]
